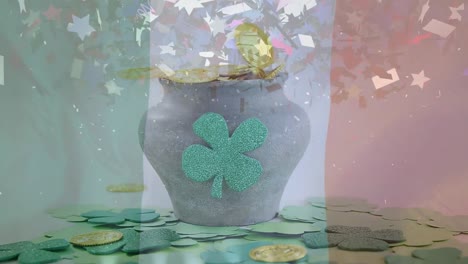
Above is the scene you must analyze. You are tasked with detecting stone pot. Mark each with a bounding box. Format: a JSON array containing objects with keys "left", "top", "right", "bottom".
[{"left": 139, "top": 73, "right": 310, "bottom": 226}]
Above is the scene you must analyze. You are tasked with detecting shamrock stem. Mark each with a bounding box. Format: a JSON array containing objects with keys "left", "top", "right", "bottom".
[{"left": 211, "top": 175, "right": 223, "bottom": 199}]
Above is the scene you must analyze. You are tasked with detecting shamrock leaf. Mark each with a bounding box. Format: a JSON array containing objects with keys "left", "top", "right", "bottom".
[
  {"left": 0, "top": 239, "right": 69, "bottom": 263},
  {"left": 81, "top": 208, "right": 160, "bottom": 224},
  {"left": 385, "top": 247, "right": 468, "bottom": 264},
  {"left": 302, "top": 225, "right": 405, "bottom": 252},
  {"left": 182, "top": 112, "right": 268, "bottom": 198}
]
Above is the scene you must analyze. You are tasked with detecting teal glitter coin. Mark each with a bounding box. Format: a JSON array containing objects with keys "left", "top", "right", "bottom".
[{"left": 182, "top": 112, "right": 268, "bottom": 199}]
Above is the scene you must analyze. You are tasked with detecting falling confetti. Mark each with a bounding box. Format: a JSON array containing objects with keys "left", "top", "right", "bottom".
[
  {"left": 173, "top": 0, "right": 204, "bottom": 16},
  {"left": 449, "top": 4, "right": 464, "bottom": 21},
  {"left": 204, "top": 15, "right": 226, "bottom": 37},
  {"left": 17, "top": 0, "right": 26, "bottom": 13},
  {"left": 410, "top": 70, "right": 431, "bottom": 89},
  {"left": 371, "top": 68, "right": 400, "bottom": 90},
  {"left": 277, "top": 0, "right": 317, "bottom": 17},
  {"left": 298, "top": 34, "right": 315, "bottom": 48},
  {"left": 219, "top": 3, "right": 252, "bottom": 16},
  {"left": 422, "top": 19, "right": 456, "bottom": 38},
  {"left": 0, "top": 54, "right": 4, "bottom": 86},
  {"left": 67, "top": 15, "right": 96, "bottom": 40},
  {"left": 159, "top": 42, "right": 176, "bottom": 55},
  {"left": 418, "top": 0, "right": 430, "bottom": 23},
  {"left": 105, "top": 80, "right": 124, "bottom": 96}
]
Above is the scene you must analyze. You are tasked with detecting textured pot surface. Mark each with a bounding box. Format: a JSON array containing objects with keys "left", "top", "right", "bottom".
[{"left": 140, "top": 73, "right": 310, "bottom": 226}]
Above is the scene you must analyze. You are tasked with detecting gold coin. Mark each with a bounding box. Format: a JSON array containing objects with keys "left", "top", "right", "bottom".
[
  {"left": 235, "top": 23, "right": 274, "bottom": 70},
  {"left": 251, "top": 67, "right": 267, "bottom": 79},
  {"left": 206, "top": 64, "right": 252, "bottom": 77},
  {"left": 70, "top": 230, "right": 123, "bottom": 246},
  {"left": 265, "top": 64, "right": 285, "bottom": 80},
  {"left": 106, "top": 183, "right": 146, "bottom": 193},
  {"left": 167, "top": 68, "right": 219, "bottom": 84},
  {"left": 249, "top": 244, "right": 307, "bottom": 263},
  {"left": 117, "top": 67, "right": 167, "bottom": 80}
]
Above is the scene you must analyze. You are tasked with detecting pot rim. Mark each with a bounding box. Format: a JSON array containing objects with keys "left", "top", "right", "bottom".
[{"left": 158, "top": 72, "right": 288, "bottom": 89}]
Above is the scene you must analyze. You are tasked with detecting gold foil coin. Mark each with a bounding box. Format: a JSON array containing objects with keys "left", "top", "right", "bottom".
[
  {"left": 249, "top": 244, "right": 307, "bottom": 263},
  {"left": 106, "top": 183, "right": 146, "bottom": 193},
  {"left": 117, "top": 67, "right": 167, "bottom": 80},
  {"left": 167, "top": 68, "right": 219, "bottom": 83},
  {"left": 235, "top": 23, "right": 274, "bottom": 70},
  {"left": 206, "top": 64, "right": 252, "bottom": 77},
  {"left": 265, "top": 64, "right": 285, "bottom": 80},
  {"left": 70, "top": 230, "right": 123, "bottom": 246}
]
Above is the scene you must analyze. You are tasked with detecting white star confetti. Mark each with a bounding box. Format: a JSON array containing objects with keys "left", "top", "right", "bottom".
[
  {"left": 422, "top": 19, "right": 456, "bottom": 38},
  {"left": 419, "top": 0, "right": 430, "bottom": 23},
  {"left": 298, "top": 34, "right": 315, "bottom": 48},
  {"left": 204, "top": 14, "right": 225, "bottom": 36},
  {"left": 174, "top": 0, "right": 203, "bottom": 15},
  {"left": 411, "top": 70, "right": 430, "bottom": 89},
  {"left": 0, "top": 55, "right": 4, "bottom": 86},
  {"left": 449, "top": 3, "right": 464, "bottom": 21},
  {"left": 67, "top": 15, "right": 96, "bottom": 40},
  {"left": 105, "top": 80, "right": 124, "bottom": 96}
]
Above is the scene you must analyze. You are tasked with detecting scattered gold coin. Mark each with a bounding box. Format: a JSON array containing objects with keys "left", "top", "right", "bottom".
[
  {"left": 235, "top": 23, "right": 274, "bottom": 70},
  {"left": 167, "top": 68, "right": 219, "bottom": 83},
  {"left": 106, "top": 183, "right": 146, "bottom": 193},
  {"left": 206, "top": 64, "right": 252, "bottom": 78},
  {"left": 265, "top": 64, "right": 285, "bottom": 80},
  {"left": 70, "top": 230, "right": 123, "bottom": 246},
  {"left": 249, "top": 244, "right": 307, "bottom": 263},
  {"left": 117, "top": 67, "right": 162, "bottom": 80}
]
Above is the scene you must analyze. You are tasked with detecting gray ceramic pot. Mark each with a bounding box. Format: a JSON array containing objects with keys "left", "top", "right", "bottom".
[{"left": 139, "top": 73, "right": 310, "bottom": 226}]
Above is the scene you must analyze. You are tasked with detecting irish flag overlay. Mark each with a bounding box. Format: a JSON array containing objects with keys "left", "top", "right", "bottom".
[{"left": 0, "top": 0, "right": 467, "bottom": 263}]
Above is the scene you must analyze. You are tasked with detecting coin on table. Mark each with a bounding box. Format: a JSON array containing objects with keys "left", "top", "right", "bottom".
[
  {"left": 106, "top": 183, "right": 145, "bottom": 192},
  {"left": 168, "top": 68, "right": 219, "bottom": 83},
  {"left": 70, "top": 230, "right": 123, "bottom": 246},
  {"left": 249, "top": 244, "right": 307, "bottom": 263}
]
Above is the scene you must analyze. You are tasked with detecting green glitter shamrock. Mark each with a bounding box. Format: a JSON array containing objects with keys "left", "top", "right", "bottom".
[
  {"left": 182, "top": 112, "right": 268, "bottom": 199},
  {"left": 80, "top": 208, "right": 160, "bottom": 224},
  {"left": 79, "top": 228, "right": 180, "bottom": 255},
  {"left": 0, "top": 239, "right": 69, "bottom": 263},
  {"left": 302, "top": 225, "right": 405, "bottom": 251},
  {"left": 385, "top": 247, "right": 468, "bottom": 264}
]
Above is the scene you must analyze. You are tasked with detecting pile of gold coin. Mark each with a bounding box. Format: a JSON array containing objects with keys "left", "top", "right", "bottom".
[{"left": 118, "top": 23, "right": 284, "bottom": 84}]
